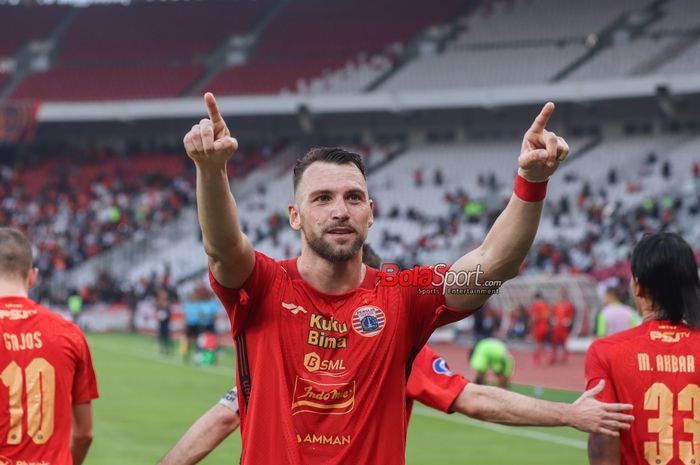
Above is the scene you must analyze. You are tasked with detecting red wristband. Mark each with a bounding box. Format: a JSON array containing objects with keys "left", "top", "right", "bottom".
[{"left": 514, "top": 173, "right": 548, "bottom": 202}]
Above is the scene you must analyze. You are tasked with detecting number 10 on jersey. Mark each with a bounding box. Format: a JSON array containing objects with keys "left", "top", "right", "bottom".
[{"left": 1, "top": 358, "right": 55, "bottom": 445}]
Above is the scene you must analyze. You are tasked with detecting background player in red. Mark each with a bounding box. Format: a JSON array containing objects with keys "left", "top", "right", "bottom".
[
  {"left": 530, "top": 291, "right": 551, "bottom": 365},
  {"left": 183, "top": 93, "right": 570, "bottom": 464},
  {"left": 551, "top": 290, "right": 576, "bottom": 364},
  {"left": 0, "top": 227, "right": 99, "bottom": 465},
  {"left": 586, "top": 232, "right": 700, "bottom": 465}
]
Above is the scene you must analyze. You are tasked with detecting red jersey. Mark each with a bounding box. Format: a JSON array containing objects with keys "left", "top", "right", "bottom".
[
  {"left": 405, "top": 346, "right": 468, "bottom": 421},
  {"left": 585, "top": 320, "right": 700, "bottom": 465},
  {"left": 531, "top": 300, "right": 550, "bottom": 329},
  {"left": 552, "top": 301, "right": 575, "bottom": 329},
  {"left": 210, "top": 252, "right": 474, "bottom": 465},
  {"left": 0, "top": 297, "right": 99, "bottom": 465}
]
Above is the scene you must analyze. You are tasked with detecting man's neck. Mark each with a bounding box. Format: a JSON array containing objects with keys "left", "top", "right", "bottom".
[
  {"left": 0, "top": 282, "right": 29, "bottom": 299},
  {"left": 640, "top": 301, "right": 661, "bottom": 323},
  {"left": 297, "top": 250, "right": 365, "bottom": 294}
]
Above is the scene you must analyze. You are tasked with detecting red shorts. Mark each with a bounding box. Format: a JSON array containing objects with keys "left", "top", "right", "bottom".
[
  {"left": 533, "top": 325, "right": 549, "bottom": 343},
  {"left": 551, "top": 326, "right": 570, "bottom": 345}
]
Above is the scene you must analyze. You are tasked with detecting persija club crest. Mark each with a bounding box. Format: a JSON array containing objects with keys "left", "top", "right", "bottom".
[{"left": 351, "top": 306, "right": 386, "bottom": 337}]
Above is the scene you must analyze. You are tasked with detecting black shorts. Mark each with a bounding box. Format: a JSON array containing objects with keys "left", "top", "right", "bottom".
[{"left": 186, "top": 324, "right": 199, "bottom": 339}]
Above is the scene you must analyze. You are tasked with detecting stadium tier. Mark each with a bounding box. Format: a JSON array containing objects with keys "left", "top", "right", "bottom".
[
  {"left": 3, "top": 0, "right": 700, "bottom": 102},
  {"left": 203, "top": 0, "right": 469, "bottom": 95},
  {"left": 0, "top": 4, "right": 69, "bottom": 58},
  {"left": 11, "top": 64, "right": 205, "bottom": 101}
]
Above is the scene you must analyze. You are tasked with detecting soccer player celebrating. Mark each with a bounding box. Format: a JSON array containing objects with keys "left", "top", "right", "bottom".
[
  {"left": 161, "top": 244, "right": 633, "bottom": 464},
  {"left": 0, "top": 228, "right": 99, "bottom": 465},
  {"left": 586, "top": 232, "right": 700, "bottom": 465},
  {"left": 183, "top": 93, "right": 570, "bottom": 464}
]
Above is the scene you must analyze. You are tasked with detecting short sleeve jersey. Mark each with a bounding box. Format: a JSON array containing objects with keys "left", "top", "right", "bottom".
[
  {"left": 0, "top": 296, "right": 99, "bottom": 465},
  {"left": 405, "top": 346, "right": 468, "bottom": 421},
  {"left": 531, "top": 300, "right": 550, "bottom": 330},
  {"left": 585, "top": 320, "right": 700, "bottom": 465},
  {"left": 552, "top": 301, "right": 575, "bottom": 329},
  {"left": 210, "top": 252, "right": 475, "bottom": 465}
]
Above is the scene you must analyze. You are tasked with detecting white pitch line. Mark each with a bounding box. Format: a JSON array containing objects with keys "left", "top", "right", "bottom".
[{"left": 412, "top": 404, "right": 587, "bottom": 449}]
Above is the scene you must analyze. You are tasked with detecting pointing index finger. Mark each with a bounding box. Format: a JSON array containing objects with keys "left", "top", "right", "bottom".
[
  {"left": 204, "top": 92, "right": 224, "bottom": 126},
  {"left": 529, "top": 101, "right": 555, "bottom": 134}
]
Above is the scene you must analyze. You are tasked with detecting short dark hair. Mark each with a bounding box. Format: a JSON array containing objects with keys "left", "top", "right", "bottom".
[
  {"left": 292, "top": 147, "right": 366, "bottom": 194},
  {"left": 0, "top": 227, "right": 33, "bottom": 281},
  {"left": 631, "top": 232, "right": 700, "bottom": 328}
]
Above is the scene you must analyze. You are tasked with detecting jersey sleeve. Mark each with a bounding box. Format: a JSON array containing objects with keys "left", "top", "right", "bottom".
[
  {"left": 209, "top": 250, "right": 282, "bottom": 336},
  {"left": 72, "top": 330, "right": 99, "bottom": 404},
  {"left": 584, "top": 340, "right": 617, "bottom": 403},
  {"left": 402, "top": 264, "right": 481, "bottom": 346},
  {"left": 406, "top": 347, "right": 469, "bottom": 413}
]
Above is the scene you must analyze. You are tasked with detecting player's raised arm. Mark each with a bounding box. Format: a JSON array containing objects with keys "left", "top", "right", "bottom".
[
  {"left": 444, "top": 102, "right": 570, "bottom": 310},
  {"left": 453, "top": 380, "right": 633, "bottom": 435},
  {"left": 184, "top": 92, "right": 255, "bottom": 288}
]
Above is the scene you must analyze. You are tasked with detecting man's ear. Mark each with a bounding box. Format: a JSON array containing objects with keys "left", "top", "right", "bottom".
[
  {"left": 630, "top": 278, "right": 642, "bottom": 298},
  {"left": 289, "top": 203, "right": 302, "bottom": 231},
  {"left": 368, "top": 198, "right": 374, "bottom": 229},
  {"left": 27, "top": 267, "right": 38, "bottom": 290}
]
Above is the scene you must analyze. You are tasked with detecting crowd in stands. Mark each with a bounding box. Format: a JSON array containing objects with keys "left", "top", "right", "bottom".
[{"left": 0, "top": 150, "right": 191, "bottom": 304}]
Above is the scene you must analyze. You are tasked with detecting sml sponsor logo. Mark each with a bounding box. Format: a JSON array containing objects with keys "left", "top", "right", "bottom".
[
  {"left": 303, "top": 352, "right": 347, "bottom": 376},
  {"left": 307, "top": 314, "right": 348, "bottom": 349},
  {"left": 296, "top": 432, "right": 351, "bottom": 446}
]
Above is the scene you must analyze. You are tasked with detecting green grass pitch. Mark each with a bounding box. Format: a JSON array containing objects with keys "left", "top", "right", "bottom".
[{"left": 85, "top": 333, "right": 588, "bottom": 464}]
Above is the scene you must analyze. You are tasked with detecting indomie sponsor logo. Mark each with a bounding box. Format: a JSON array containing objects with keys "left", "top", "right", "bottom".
[
  {"left": 303, "top": 352, "right": 347, "bottom": 376},
  {"left": 296, "top": 433, "right": 351, "bottom": 446},
  {"left": 308, "top": 314, "right": 348, "bottom": 349},
  {"left": 291, "top": 377, "right": 355, "bottom": 416}
]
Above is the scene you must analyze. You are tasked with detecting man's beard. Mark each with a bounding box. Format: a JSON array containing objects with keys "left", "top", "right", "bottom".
[{"left": 306, "top": 230, "right": 364, "bottom": 263}]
